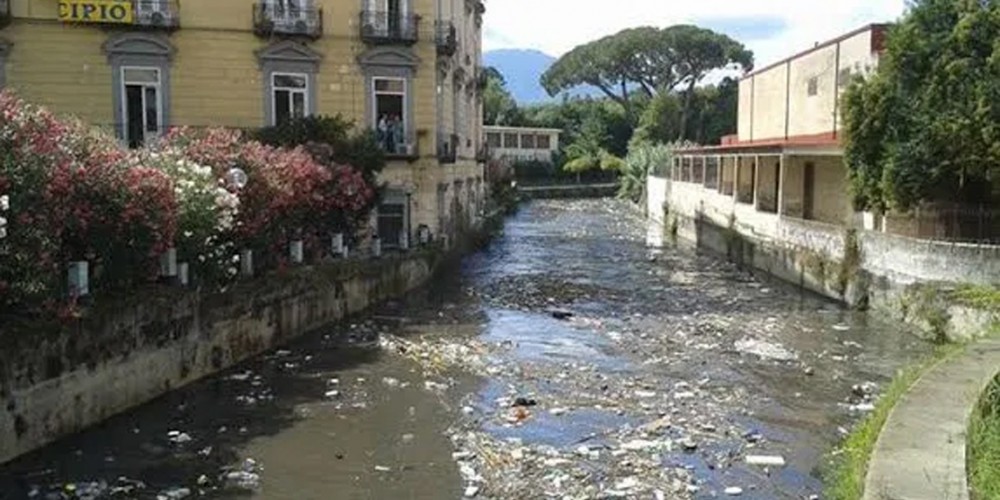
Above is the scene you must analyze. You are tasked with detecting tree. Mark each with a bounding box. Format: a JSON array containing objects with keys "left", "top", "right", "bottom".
[
  {"left": 562, "top": 115, "right": 624, "bottom": 181},
  {"left": 631, "top": 77, "right": 738, "bottom": 147},
  {"left": 254, "top": 115, "right": 385, "bottom": 187},
  {"left": 540, "top": 34, "right": 636, "bottom": 118},
  {"left": 668, "top": 26, "right": 752, "bottom": 140},
  {"left": 541, "top": 25, "right": 752, "bottom": 125},
  {"left": 619, "top": 143, "right": 675, "bottom": 202},
  {"left": 631, "top": 92, "right": 683, "bottom": 147},
  {"left": 842, "top": 0, "right": 1000, "bottom": 212},
  {"left": 482, "top": 67, "right": 523, "bottom": 126}
]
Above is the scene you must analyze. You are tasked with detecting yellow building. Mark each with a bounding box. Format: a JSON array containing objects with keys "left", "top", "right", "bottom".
[
  {"left": 0, "top": 0, "right": 487, "bottom": 248},
  {"left": 672, "top": 24, "right": 887, "bottom": 227}
]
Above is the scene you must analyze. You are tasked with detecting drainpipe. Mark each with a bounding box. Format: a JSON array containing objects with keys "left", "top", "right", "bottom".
[
  {"left": 832, "top": 41, "right": 841, "bottom": 138},
  {"left": 784, "top": 60, "right": 791, "bottom": 140},
  {"left": 749, "top": 76, "right": 755, "bottom": 142}
]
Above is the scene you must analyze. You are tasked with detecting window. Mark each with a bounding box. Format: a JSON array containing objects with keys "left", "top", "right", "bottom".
[
  {"left": 838, "top": 67, "right": 852, "bottom": 88},
  {"left": 121, "top": 67, "right": 162, "bottom": 148},
  {"left": 486, "top": 132, "right": 501, "bottom": 148},
  {"left": 378, "top": 200, "right": 407, "bottom": 249},
  {"left": 807, "top": 76, "right": 819, "bottom": 96},
  {"left": 373, "top": 77, "right": 407, "bottom": 154},
  {"left": 536, "top": 134, "right": 551, "bottom": 150},
  {"left": 272, "top": 72, "right": 308, "bottom": 126},
  {"left": 503, "top": 133, "right": 518, "bottom": 148},
  {"left": 520, "top": 134, "right": 535, "bottom": 149}
]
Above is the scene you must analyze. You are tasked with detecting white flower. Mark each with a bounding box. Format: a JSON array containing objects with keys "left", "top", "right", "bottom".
[
  {"left": 0, "top": 195, "right": 9, "bottom": 211},
  {"left": 232, "top": 254, "right": 240, "bottom": 263},
  {"left": 183, "top": 231, "right": 193, "bottom": 238}
]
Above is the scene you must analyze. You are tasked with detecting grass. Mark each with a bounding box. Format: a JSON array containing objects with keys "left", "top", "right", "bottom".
[
  {"left": 951, "top": 285, "right": 1000, "bottom": 311},
  {"left": 969, "top": 377, "right": 1000, "bottom": 500},
  {"left": 824, "top": 344, "right": 964, "bottom": 500}
]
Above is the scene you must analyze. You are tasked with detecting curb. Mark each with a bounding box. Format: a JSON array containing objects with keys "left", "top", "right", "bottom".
[{"left": 864, "top": 337, "right": 1000, "bottom": 500}]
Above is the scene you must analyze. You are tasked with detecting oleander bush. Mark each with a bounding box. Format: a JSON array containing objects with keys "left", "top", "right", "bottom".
[{"left": 0, "top": 91, "right": 376, "bottom": 316}]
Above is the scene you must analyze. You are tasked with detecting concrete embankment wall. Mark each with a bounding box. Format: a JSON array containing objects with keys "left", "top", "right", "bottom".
[
  {"left": 0, "top": 250, "right": 441, "bottom": 465},
  {"left": 647, "top": 176, "right": 1000, "bottom": 340},
  {"left": 519, "top": 183, "right": 618, "bottom": 199}
]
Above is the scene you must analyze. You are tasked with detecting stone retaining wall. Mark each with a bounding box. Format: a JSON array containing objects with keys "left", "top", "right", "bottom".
[
  {"left": 647, "top": 175, "right": 1000, "bottom": 339},
  {"left": 0, "top": 250, "right": 441, "bottom": 465}
]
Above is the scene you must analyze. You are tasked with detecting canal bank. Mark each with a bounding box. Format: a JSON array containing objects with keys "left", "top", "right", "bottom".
[
  {"left": 0, "top": 199, "right": 932, "bottom": 499},
  {"left": 646, "top": 175, "right": 1000, "bottom": 342},
  {"left": 0, "top": 195, "right": 514, "bottom": 469},
  {"left": 0, "top": 248, "right": 443, "bottom": 466}
]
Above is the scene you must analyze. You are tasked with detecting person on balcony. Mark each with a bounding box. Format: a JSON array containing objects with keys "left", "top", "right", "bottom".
[
  {"left": 377, "top": 114, "right": 390, "bottom": 152},
  {"left": 390, "top": 114, "right": 404, "bottom": 153}
]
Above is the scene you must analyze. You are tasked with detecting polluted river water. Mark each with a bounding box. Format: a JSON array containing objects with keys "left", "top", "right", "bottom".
[{"left": 0, "top": 199, "right": 931, "bottom": 499}]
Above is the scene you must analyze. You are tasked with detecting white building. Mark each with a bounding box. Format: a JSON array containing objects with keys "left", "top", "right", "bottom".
[{"left": 484, "top": 125, "right": 561, "bottom": 163}]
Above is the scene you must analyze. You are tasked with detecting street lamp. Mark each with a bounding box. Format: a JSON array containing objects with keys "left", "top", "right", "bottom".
[{"left": 226, "top": 167, "right": 248, "bottom": 190}]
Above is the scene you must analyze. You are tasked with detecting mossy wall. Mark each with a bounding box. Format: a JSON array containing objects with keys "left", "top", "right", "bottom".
[{"left": 0, "top": 249, "right": 442, "bottom": 465}]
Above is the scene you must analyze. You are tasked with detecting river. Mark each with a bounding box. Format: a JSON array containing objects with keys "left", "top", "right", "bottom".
[{"left": 0, "top": 198, "right": 930, "bottom": 499}]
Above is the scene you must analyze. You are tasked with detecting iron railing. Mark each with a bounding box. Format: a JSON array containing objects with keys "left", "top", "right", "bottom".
[
  {"left": 132, "top": 0, "right": 180, "bottom": 29},
  {"left": 359, "top": 10, "right": 419, "bottom": 45},
  {"left": 254, "top": 2, "right": 323, "bottom": 39},
  {"left": 435, "top": 20, "right": 457, "bottom": 56}
]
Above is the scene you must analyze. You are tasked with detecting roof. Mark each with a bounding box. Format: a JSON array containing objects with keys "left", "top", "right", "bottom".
[
  {"left": 741, "top": 23, "right": 890, "bottom": 81},
  {"left": 484, "top": 125, "right": 563, "bottom": 134},
  {"left": 675, "top": 132, "right": 841, "bottom": 155}
]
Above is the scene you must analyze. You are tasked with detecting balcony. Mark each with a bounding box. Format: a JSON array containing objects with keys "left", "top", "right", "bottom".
[
  {"left": 435, "top": 20, "right": 457, "bottom": 57},
  {"left": 359, "top": 10, "right": 419, "bottom": 46},
  {"left": 132, "top": 0, "right": 179, "bottom": 29},
  {"left": 0, "top": 0, "right": 9, "bottom": 28},
  {"left": 438, "top": 134, "right": 459, "bottom": 164},
  {"left": 253, "top": 2, "right": 323, "bottom": 39}
]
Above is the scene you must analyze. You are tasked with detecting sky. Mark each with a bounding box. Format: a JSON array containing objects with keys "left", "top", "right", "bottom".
[{"left": 483, "top": 0, "right": 907, "bottom": 69}]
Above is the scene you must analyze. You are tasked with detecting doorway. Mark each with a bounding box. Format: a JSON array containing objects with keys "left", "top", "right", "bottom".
[
  {"left": 387, "top": 0, "right": 400, "bottom": 36},
  {"left": 803, "top": 161, "right": 816, "bottom": 220},
  {"left": 122, "top": 67, "right": 162, "bottom": 148}
]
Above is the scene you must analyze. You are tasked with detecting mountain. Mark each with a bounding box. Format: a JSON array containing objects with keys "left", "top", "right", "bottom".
[{"left": 483, "top": 49, "right": 556, "bottom": 104}]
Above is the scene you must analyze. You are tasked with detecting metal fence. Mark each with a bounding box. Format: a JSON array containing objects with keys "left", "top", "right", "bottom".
[{"left": 882, "top": 205, "right": 1000, "bottom": 244}]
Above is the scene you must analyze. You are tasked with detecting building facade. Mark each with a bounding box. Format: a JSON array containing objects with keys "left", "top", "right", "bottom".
[
  {"left": 483, "top": 125, "right": 560, "bottom": 164},
  {"left": 0, "top": 0, "right": 486, "bottom": 248},
  {"left": 670, "top": 24, "right": 886, "bottom": 229}
]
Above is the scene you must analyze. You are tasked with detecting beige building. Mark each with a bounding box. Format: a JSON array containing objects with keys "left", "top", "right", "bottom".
[
  {"left": 0, "top": 0, "right": 486, "bottom": 248},
  {"left": 484, "top": 125, "right": 561, "bottom": 164},
  {"left": 672, "top": 24, "right": 887, "bottom": 227}
]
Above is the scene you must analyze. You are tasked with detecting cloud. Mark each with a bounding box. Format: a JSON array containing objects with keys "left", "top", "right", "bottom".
[{"left": 483, "top": 0, "right": 907, "bottom": 69}]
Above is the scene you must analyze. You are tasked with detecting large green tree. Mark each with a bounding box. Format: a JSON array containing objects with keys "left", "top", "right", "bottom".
[
  {"left": 842, "top": 0, "right": 1000, "bottom": 212},
  {"left": 631, "top": 77, "right": 738, "bottom": 147},
  {"left": 540, "top": 25, "right": 752, "bottom": 125}
]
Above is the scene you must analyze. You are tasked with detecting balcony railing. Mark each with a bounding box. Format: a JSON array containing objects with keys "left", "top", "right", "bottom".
[
  {"left": 253, "top": 2, "right": 323, "bottom": 39},
  {"left": 438, "top": 134, "right": 458, "bottom": 164},
  {"left": 0, "top": 0, "right": 9, "bottom": 28},
  {"left": 435, "top": 20, "right": 457, "bottom": 57},
  {"left": 132, "top": 0, "right": 179, "bottom": 29},
  {"left": 359, "top": 10, "right": 419, "bottom": 45}
]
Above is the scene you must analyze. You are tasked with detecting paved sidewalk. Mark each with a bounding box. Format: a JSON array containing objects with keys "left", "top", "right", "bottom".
[{"left": 864, "top": 337, "right": 1000, "bottom": 500}]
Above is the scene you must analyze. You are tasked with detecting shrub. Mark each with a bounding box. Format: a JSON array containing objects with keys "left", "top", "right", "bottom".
[
  {"left": 0, "top": 90, "right": 177, "bottom": 311},
  {"left": 159, "top": 127, "right": 375, "bottom": 262},
  {"left": 0, "top": 92, "right": 377, "bottom": 315},
  {"left": 254, "top": 115, "right": 386, "bottom": 187}
]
